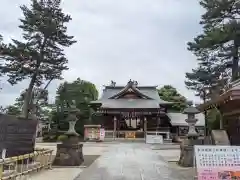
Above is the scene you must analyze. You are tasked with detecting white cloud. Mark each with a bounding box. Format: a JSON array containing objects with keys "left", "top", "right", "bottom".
[{"left": 0, "top": 0, "right": 204, "bottom": 107}]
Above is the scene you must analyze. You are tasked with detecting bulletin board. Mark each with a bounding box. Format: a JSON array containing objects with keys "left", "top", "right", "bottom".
[{"left": 194, "top": 145, "right": 240, "bottom": 180}]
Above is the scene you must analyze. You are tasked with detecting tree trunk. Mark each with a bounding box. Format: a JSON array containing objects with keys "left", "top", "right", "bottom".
[
  {"left": 232, "top": 40, "right": 239, "bottom": 81},
  {"left": 202, "top": 89, "right": 208, "bottom": 136},
  {"left": 21, "top": 73, "right": 38, "bottom": 119},
  {"left": 21, "top": 38, "right": 47, "bottom": 119}
]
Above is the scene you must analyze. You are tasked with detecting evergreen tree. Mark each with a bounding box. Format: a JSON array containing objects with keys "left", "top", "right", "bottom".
[
  {"left": 200, "top": 0, "right": 240, "bottom": 81},
  {"left": 185, "top": 50, "right": 229, "bottom": 100},
  {"left": 0, "top": 0, "right": 76, "bottom": 118},
  {"left": 5, "top": 105, "right": 22, "bottom": 116},
  {"left": 158, "top": 85, "right": 187, "bottom": 112},
  {"left": 4, "top": 87, "right": 49, "bottom": 118},
  {"left": 185, "top": 0, "right": 240, "bottom": 99},
  {"left": 53, "top": 78, "right": 98, "bottom": 135},
  {"left": 0, "top": 34, "right": 5, "bottom": 78}
]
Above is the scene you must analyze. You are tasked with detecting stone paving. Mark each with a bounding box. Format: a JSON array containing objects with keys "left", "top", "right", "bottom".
[
  {"left": 74, "top": 143, "right": 191, "bottom": 180},
  {"left": 28, "top": 168, "right": 83, "bottom": 180},
  {"left": 27, "top": 142, "right": 111, "bottom": 180}
]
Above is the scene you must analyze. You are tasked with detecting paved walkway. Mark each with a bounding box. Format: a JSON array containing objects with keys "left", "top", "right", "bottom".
[
  {"left": 74, "top": 143, "right": 189, "bottom": 180},
  {"left": 29, "top": 168, "right": 83, "bottom": 180}
]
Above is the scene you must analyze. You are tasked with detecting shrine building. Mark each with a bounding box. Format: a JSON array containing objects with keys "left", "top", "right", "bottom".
[
  {"left": 90, "top": 80, "right": 205, "bottom": 140},
  {"left": 198, "top": 79, "right": 240, "bottom": 145}
]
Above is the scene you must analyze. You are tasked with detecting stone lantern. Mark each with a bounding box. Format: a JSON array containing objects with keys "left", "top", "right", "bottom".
[
  {"left": 178, "top": 101, "right": 201, "bottom": 167},
  {"left": 53, "top": 101, "right": 84, "bottom": 166},
  {"left": 182, "top": 101, "right": 200, "bottom": 138},
  {"left": 65, "top": 102, "right": 80, "bottom": 137}
]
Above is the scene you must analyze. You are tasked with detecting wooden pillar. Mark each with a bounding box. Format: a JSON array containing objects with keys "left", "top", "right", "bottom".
[
  {"left": 136, "top": 117, "right": 137, "bottom": 128},
  {"left": 157, "top": 117, "right": 160, "bottom": 132},
  {"left": 144, "top": 117, "right": 147, "bottom": 139},
  {"left": 113, "top": 116, "right": 117, "bottom": 140},
  {"left": 166, "top": 132, "right": 170, "bottom": 140}
]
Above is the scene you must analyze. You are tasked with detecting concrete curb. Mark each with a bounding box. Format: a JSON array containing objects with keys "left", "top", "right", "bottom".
[
  {"left": 52, "top": 166, "right": 87, "bottom": 168},
  {"left": 151, "top": 145, "right": 180, "bottom": 150}
]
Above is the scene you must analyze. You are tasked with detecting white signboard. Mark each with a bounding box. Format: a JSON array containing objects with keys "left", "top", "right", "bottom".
[
  {"left": 1, "top": 149, "right": 6, "bottom": 159},
  {"left": 194, "top": 145, "right": 240, "bottom": 180},
  {"left": 99, "top": 128, "right": 105, "bottom": 141},
  {"left": 146, "top": 135, "right": 163, "bottom": 144}
]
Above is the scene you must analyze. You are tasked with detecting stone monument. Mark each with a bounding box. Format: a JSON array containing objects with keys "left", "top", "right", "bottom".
[
  {"left": 178, "top": 101, "right": 203, "bottom": 167},
  {"left": 211, "top": 130, "right": 230, "bottom": 145},
  {"left": 53, "top": 101, "right": 84, "bottom": 166},
  {"left": 0, "top": 114, "right": 38, "bottom": 158}
]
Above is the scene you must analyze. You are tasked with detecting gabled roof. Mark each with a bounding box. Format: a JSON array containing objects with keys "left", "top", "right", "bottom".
[
  {"left": 90, "top": 80, "right": 172, "bottom": 109},
  {"left": 108, "top": 81, "right": 153, "bottom": 99}
]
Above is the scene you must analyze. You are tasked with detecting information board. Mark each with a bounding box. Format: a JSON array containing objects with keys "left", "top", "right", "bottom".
[
  {"left": 194, "top": 145, "right": 240, "bottom": 180},
  {"left": 99, "top": 128, "right": 105, "bottom": 141},
  {"left": 146, "top": 135, "right": 163, "bottom": 144},
  {"left": 0, "top": 114, "right": 38, "bottom": 157}
]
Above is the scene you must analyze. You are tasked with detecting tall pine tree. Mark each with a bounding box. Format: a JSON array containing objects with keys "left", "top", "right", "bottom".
[
  {"left": 199, "top": 0, "right": 240, "bottom": 81},
  {"left": 0, "top": 0, "right": 76, "bottom": 118},
  {"left": 185, "top": 0, "right": 240, "bottom": 99}
]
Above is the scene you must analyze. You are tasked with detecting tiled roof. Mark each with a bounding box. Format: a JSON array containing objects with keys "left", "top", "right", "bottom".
[
  {"left": 97, "top": 99, "right": 161, "bottom": 109},
  {"left": 90, "top": 80, "right": 173, "bottom": 109},
  {"left": 167, "top": 112, "right": 205, "bottom": 126},
  {"left": 100, "top": 86, "right": 171, "bottom": 103},
  {"left": 91, "top": 85, "right": 172, "bottom": 109}
]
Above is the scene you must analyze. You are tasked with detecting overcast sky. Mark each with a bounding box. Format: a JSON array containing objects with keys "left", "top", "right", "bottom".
[{"left": 0, "top": 0, "right": 204, "bottom": 107}]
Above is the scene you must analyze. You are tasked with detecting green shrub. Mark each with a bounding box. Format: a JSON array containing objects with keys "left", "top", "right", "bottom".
[
  {"left": 42, "top": 135, "right": 50, "bottom": 142},
  {"left": 57, "top": 134, "right": 68, "bottom": 142},
  {"left": 42, "top": 135, "right": 58, "bottom": 142}
]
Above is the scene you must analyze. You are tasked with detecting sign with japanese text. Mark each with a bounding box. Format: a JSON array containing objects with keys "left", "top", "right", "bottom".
[
  {"left": 99, "top": 128, "right": 105, "bottom": 141},
  {"left": 146, "top": 134, "right": 163, "bottom": 144},
  {"left": 195, "top": 145, "right": 240, "bottom": 180}
]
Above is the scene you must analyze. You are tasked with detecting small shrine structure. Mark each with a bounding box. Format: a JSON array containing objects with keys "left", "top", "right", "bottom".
[{"left": 198, "top": 79, "right": 240, "bottom": 145}]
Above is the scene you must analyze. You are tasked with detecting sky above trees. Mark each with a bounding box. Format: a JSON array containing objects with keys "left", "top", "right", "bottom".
[{"left": 0, "top": 0, "right": 204, "bottom": 106}]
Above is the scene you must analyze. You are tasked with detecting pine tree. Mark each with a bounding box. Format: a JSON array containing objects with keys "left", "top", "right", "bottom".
[
  {"left": 4, "top": 87, "right": 49, "bottom": 118},
  {"left": 185, "top": 49, "right": 229, "bottom": 100},
  {"left": 0, "top": 0, "right": 76, "bottom": 118},
  {"left": 0, "top": 34, "right": 5, "bottom": 78},
  {"left": 200, "top": 0, "right": 240, "bottom": 80},
  {"left": 185, "top": 0, "right": 240, "bottom": 99}
]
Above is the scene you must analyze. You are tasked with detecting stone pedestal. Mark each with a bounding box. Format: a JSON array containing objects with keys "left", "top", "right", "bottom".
[
  {"left": 53, "top": 137, "right": 84, "bottom": 166},
  {"left": 178, "top": 139, "right": 194, "bottom": 167},
  {"left": 178, "top": 138, "right": 203, "bottom": 167}
]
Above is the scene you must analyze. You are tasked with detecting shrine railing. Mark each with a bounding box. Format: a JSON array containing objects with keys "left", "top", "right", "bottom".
[
  {"left": 0, "top": 148, "right": 53, "bottom": 180},
  {"left": 105, "top": 130, "right": 114, "bottom": 138}
]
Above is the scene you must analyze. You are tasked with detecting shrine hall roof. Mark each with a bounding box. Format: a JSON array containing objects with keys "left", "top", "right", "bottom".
[
  {"left": 167, "top": 112, "right": 205, "bottom": 126},
  {"left": 94, "top": 99, "right": 162, "bottom": 109},
  {"left": 91, "top": 81, "right": 172, "bottom": 109}
]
